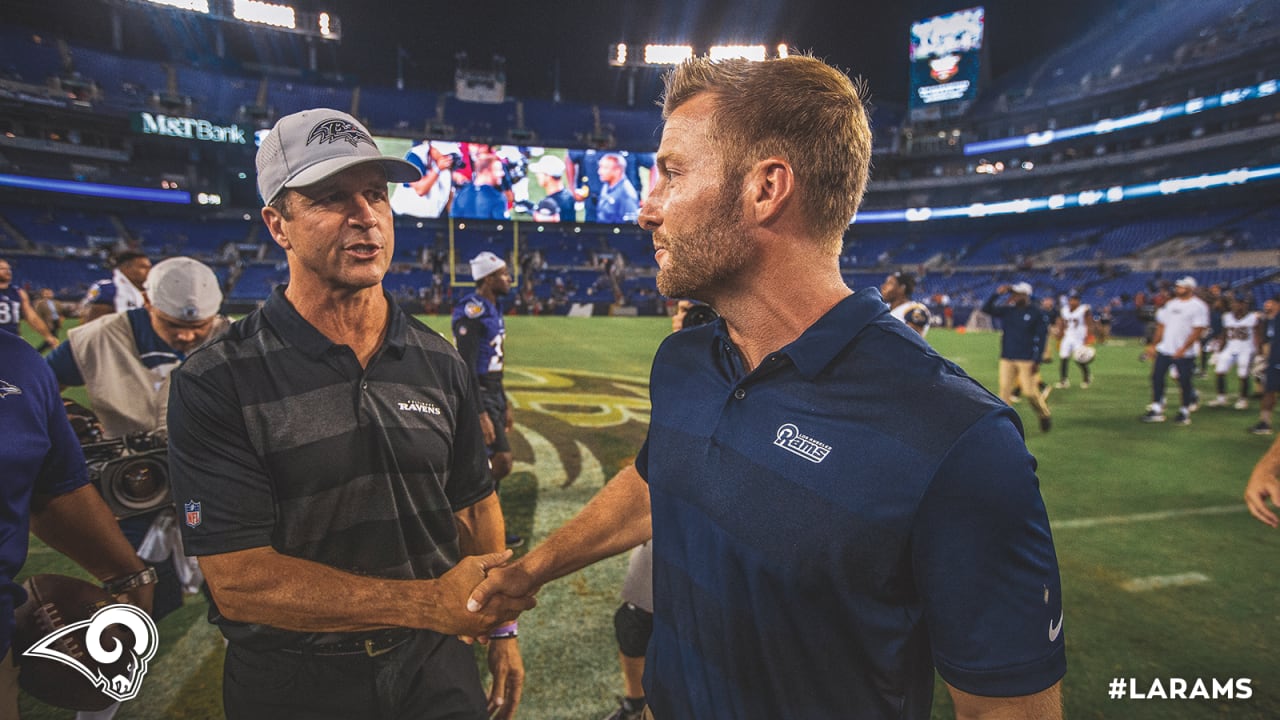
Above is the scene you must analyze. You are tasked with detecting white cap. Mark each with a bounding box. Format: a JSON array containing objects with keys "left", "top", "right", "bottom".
[
  {"left": 256, "top": 108, "right": 420, "bottom": 204},
  {"left": 1010, "top": 282, "right": 1033, "bottom": 295},
  {"left": 469, "top": 251, "right": 506, "bottom": 281},
  {"left": 145, "top": 257, "right": 222, "bottom": 321},
  {"left": 1175, "top": 276, "right": 1197, "bottom": 289},
  {"left": 529, "top": 155, "right": 566, "bottom": 178}
]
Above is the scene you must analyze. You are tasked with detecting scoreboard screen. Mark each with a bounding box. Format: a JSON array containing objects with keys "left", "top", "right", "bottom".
[{"left": 909, "top": 6, "right": 984, "bottom": 117}]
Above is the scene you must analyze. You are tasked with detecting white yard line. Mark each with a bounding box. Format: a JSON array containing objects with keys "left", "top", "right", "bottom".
[
  {"left": 1054, "top": 504, "right": 1243, "bottom": 529},
  {"left": 1120, "top": 572, "right": 1211, "bottom": 592}
]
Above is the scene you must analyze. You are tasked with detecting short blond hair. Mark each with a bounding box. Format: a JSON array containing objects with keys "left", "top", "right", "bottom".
[{"left": 661, "top": 55, "right": 871, "bottom": 250}]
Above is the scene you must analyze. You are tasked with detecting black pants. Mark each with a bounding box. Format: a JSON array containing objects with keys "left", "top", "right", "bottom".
[
  {"left": 223, "top": 631, "right": 487, "bottom": 720},
  {"left": 1151, "top": 353, "right": 1197, "bottom": 409}
]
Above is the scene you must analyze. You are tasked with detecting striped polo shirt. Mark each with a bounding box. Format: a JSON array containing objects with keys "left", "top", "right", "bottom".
[
  {"left": 635, "top": 288, "right": 1064, "bottom": 719},
  {"left": 168, "top": 287, "right": 493, "bottom": 649}
]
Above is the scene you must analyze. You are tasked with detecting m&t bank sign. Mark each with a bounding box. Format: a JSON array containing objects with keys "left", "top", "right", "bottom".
[{"left": 132, "top": 113, "right": 248, "bottom": 144}]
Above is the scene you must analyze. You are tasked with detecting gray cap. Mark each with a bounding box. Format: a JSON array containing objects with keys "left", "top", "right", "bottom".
[
  {"left": 255, "top": 108, "right": 420, "bottom": 204},
  {"left": 145, "top": 257, "right": 223, "bottom": 321}
]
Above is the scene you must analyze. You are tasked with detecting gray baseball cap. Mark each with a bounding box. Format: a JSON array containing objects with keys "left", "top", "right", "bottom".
[
  {"left": 255, "top": 108, "right": 420, "bottom": 205},
  {"left": 145, "top": 257, "right": 223, "bottom": 321}
]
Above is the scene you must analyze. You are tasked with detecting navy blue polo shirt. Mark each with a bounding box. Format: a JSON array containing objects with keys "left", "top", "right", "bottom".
[
  {"left": 982, "top": 294, "right": 1051, "bottom": 361},
  {"left": 0, "top": 331, "right": 88, "bottom": 656},
  {"left": 635, "top": 288, "right": 1065, "bottom": 719}
]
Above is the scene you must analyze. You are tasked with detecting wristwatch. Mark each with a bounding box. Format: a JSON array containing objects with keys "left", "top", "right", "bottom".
[{"left": 104, "top": 567, "right": 158, "bottom": 595}]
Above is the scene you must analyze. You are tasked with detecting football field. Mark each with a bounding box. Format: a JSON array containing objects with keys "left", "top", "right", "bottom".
[{"left": 19, "top": 316, "right": 1280, "bottom": 719}]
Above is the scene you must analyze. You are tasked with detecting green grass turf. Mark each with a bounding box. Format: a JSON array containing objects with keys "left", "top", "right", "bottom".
[{"left": 16, "top": 317, "right": 1280, "bottom": 718}]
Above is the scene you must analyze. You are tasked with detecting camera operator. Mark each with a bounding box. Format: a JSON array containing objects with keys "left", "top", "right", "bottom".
[{"left": 47, "top": 257, "right": 227, "bottom": 617}]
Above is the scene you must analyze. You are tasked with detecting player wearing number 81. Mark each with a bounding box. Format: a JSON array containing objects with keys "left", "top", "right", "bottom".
[{"left": 453, "top": 253, "right": 522, "bottom": 547}]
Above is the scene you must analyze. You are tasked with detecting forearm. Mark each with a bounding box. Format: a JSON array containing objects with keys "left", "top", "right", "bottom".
[
  {"left": 200, "top": 546, "right": 452, "bottom": 633},
  {"left": 30, "top": 484, "right": 147, "bottom": 581},
  {"left": 1255, "top": 435, "right": 1280, "bottom": 477},
  {"left": 519, "top": 464, "right": 651, "bottom": 587},
  {"left": 456, "top": 492, "right": 506, "bottom": 556},
  {"left": 949, "top": 680, "right": 1061, "bottom": 720}
]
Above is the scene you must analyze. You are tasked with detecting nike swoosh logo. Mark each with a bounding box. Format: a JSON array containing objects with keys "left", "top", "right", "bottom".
[{"left": 1048, "top": 612, "right": 1064, "bottom": 643}]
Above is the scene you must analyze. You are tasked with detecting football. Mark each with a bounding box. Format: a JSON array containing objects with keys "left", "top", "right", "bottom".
[
  {"left": 13, "top": 574, "right": 120, "bottom": 711},
  {"left": 1072, "top": 345, "right": 1097, "bottom": 364}
]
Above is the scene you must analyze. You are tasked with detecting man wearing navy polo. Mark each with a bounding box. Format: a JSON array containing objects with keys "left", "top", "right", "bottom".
[
  {"left": 983, "top": 282, "right": 1054, "bottom": 432},
  {"left": 470, "top": 56, "right": 1065, "bottom": 719}
]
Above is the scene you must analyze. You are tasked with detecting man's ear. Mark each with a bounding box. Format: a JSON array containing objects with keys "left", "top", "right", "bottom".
[
  {"left": 261, "top": 205, "right": 291, "bottom": 251},
  {"left": 747, "top": 157, "right": 794, "bottom": 226}
]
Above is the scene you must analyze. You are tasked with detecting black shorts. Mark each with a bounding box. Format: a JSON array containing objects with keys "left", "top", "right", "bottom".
[
  {"left": 478, "top": 382, "right": 510, "bottom": 455},
  {"left": 1266, "top": 368, "right": 1280, "bottom": 394}
]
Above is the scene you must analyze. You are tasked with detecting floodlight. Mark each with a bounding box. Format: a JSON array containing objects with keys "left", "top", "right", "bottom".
[
  {"left": 142, "top": 0, "right": 209, "bottom": 11},
  {"left": 644, "top": 45, "right": 693, "bottom": 65},
  {"left": 709, "top": 45, "right": 766, "bottom": 62},
  {"left": 232, "top": 0, "right": 296, "bottom": 30},
  {"left": 609, "top": 43, "right": 628, "bottom": 67}
]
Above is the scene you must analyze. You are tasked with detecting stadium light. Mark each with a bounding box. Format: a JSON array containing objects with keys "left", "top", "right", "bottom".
[
  {"left": 141, "top": 0, "right": 209, "bottom": 11},
  {"left": 709, "top": 45, "right": 767, "bottom": 61},
  {"left": 233, "top": 0, "right": 296, "bottom": 29},
  {"left": 644, "top": 45, "right": 694, "bottom": 65},
  {"left": 123, "top": 0, "right": 338, "bottom": 39},
  {"left": 609, "top": 43, "right": 628, "bottom": 67},
  {"left": 609, "top": 42, "right": 788, "bottom": 68}
]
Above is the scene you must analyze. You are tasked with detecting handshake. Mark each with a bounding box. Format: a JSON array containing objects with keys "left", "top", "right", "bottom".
[{"left": 434, "top": 548, "right": 543, "bottom": 641}]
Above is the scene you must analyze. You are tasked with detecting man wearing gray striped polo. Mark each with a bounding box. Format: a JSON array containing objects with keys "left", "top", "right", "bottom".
[{"left": 167, "top": 109, "right": 531, "bottom": 719}]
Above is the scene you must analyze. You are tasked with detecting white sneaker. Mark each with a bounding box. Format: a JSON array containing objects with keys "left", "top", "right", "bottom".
[
  {"left": 1234, "top": 398, "right": 1249, "bottom": 410},
  {"left": 1055, "top": 380, "right": 1070, "bottom": 389},
  {"left": 1208, "top": 396, "right": 1229, "bottom": 408},
  {"left": 1080, "top": 381, "right": 1091, "bottom": 389}
]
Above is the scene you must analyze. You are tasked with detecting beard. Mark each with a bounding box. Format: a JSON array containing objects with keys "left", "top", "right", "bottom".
[{"left": 654, "top": 185, "right": 752, "bottom": 301}]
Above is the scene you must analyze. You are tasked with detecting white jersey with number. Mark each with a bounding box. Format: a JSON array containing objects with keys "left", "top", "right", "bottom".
[
  {"left": 1058, "top": 303, "right": 1091, "bottom": 358},
  {"left": 1215, "top": 311, "right": 1258, "bottom": 375}
]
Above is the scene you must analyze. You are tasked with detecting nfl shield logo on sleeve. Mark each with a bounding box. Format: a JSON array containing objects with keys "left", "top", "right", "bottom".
[{"left": 184, "top": 500, "right": 202, "bottom": 528}]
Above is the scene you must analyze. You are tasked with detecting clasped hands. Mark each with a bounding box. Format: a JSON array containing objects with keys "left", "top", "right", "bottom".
[{"left": 435, "top": 549, "right": 541, "bottom": 642}]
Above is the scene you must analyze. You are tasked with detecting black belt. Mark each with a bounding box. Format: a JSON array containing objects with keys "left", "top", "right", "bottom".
[{"left": 280, "top": 629, "right": 413, "bottom": 657}]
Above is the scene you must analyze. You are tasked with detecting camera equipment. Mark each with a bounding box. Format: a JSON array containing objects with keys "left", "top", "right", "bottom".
[
  {"left": 444, "top": 151, "right": 466, "bottom": 171},
  {"left": 683, "top": 304, "right": 719, "bottom": 329},
  {"left": 83, "top": 431, "right": 171, "bottom": 520}
]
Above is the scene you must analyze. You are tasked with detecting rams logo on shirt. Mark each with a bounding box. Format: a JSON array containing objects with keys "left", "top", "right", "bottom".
[{"left": 464, "top": 300, "right": 485, "bottom": 319}]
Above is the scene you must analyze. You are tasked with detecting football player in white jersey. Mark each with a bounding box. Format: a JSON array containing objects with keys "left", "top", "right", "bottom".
[
  {"left": 1209, "top": 295, "right": 1261, "bottom": 409},
  {"left": 1053, "top": 293, "right": 1096, "bottom": 388},
  {"left": 880, "top": 271, "right": 930, "bottom": 338}
]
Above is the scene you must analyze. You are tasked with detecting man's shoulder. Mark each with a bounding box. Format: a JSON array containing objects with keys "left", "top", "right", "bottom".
[
  {"left": 179, "top": 308, "right": 271, "bottom": 376},
  {"left": 403, "top": 313, "right": 461, "bottom": 354},
  {"left": 67, "top": 308, "right": 131, "bottom": 342}
]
